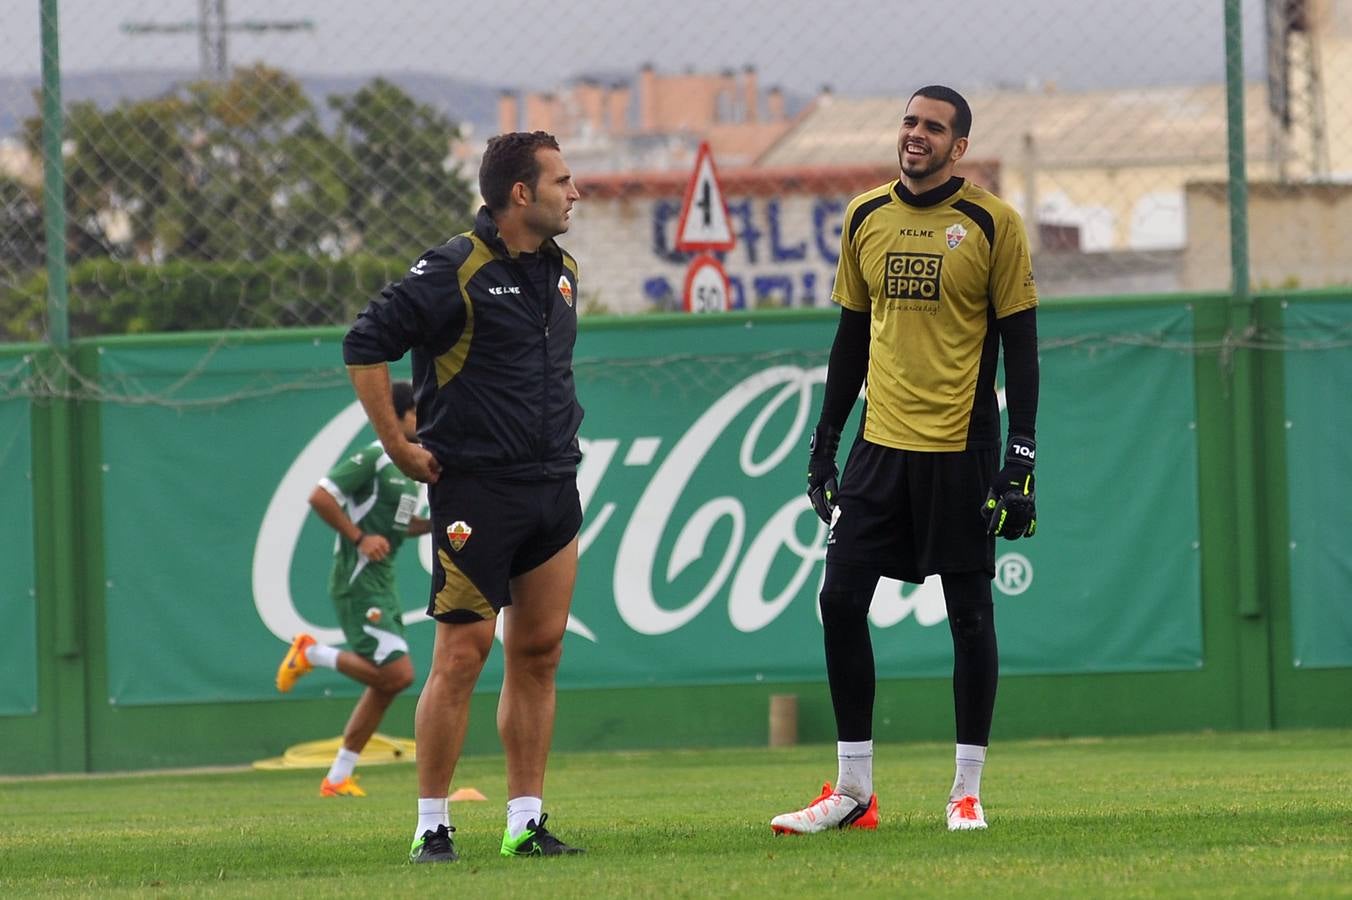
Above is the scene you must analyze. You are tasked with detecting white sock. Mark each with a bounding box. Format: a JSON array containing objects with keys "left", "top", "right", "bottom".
[
  {"left": 951, "top": 743, "right": 987, "bottom": 800},
  {"left": 836, "top": 740, "right": 873, "bottom": 803},
  {"left": 326, "top": 747, "right": 359, "bottom": 783},
  {"left": 306, "top": 643, "right": 340, "bottom": 670},
  {"left": 506, "top": 795, "right": 543, "bottom": 840},
  {"left": 414, "top": 797, "right": 449, "bottom": 841}
]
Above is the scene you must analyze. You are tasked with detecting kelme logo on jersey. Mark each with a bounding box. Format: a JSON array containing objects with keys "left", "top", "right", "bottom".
[
  {"left": 446, "top": 521, "right": 472, "bottom": 551},
  {"left": 558, "top": 275, "right": 574, "bottom": 307},
  {"left": 884, "top": 252, "right": 943, "bottom": 302},
  {"left": 945, "top": 223, "right": 967, "bottom": 249}
]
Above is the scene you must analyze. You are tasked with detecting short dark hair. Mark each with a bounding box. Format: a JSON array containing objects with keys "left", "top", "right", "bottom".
[
  {"left": 909, "top": 85, "right": 972, "bottom": 140},
  {"left": 479, "top": 131, "right": 561, "bottom": 212},
  {"left": 391, "top": 380, "right": 416, "bottom": 419}
]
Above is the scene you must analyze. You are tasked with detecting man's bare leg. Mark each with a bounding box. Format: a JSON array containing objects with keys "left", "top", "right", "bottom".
[
  {"left": 499, "top": 537, "right": 578, "bottom": 800},
  {"left": 416, "top": 618, "right": 496, "bottom": 797},
  {"left": 340, "top": 654, "right": 413, "bottom": 754}
]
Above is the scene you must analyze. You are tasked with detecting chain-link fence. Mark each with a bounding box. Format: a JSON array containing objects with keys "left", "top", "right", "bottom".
[{"left": 2, "top": 0, "right": 1350, "bottom": 339}]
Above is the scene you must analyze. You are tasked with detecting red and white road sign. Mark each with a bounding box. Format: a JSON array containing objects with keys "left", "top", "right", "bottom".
[
  {"left": 674, "top": 142, "right": 736, "bottom": 253},
  {"left": 683, "top": 254, "right": 731, "bottom": 313}
]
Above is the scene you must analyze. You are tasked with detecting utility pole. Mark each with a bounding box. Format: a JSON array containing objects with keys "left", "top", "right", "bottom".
[
  {"left": 122, "top": 0, "right": 314, "bottom": 81},
  {"left": 200, "top": 0, "right": 226, "bottom": 82}
]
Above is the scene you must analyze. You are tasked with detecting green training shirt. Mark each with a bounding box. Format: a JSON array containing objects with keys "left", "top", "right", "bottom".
[{"left": 318, "top": 441, "right": 422, "bottom": 601}]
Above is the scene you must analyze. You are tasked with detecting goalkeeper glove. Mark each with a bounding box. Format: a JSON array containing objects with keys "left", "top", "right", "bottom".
[
  {"left": 806, "top": 423, "right": 841, "bottom": 525},
  {"left": 982, "top": 435, "right": 1037, "bottom": 540}
]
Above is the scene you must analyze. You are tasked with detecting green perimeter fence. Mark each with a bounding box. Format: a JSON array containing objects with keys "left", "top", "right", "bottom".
[{"left": 1, "top": 293, "right": 1349, "bottom": 775}]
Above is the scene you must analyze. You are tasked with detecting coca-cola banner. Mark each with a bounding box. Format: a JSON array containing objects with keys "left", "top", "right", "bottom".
[
  {"left": 98, "top": 304, "right": 1203, "bottom": 705},
  {"left": 1284, "top": 298, "right": 1352, "bottom": 669},
  {"left": 0, "top": 375, "right": 37, "bottom": 716}
]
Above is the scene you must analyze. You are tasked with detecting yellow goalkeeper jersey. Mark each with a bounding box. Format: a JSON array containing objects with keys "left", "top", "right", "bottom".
[{"left": 832, "top": 177, "right": 1038, "bottom": 451}]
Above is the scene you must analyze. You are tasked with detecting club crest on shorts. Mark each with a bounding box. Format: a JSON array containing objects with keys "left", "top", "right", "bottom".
[
  {"left": 557, "top": 275, "right": 574, "bottom": 307},
  {"left": 446, "top": 520, "right": 472, "bottom": 551},
  {"left": 946, "top": 223, "right": 968, "bottom": 249},
  {"left": 365, "top": 606, "right": 382, "bottom": 624}
]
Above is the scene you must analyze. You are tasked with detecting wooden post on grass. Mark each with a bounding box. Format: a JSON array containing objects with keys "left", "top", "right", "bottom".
[{"left": 769, "top": 694, "right": 798, "bottom": 747}]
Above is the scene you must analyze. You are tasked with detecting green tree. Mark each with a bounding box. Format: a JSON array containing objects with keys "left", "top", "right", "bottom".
[
  {"left": 26, "top": 95, "right": 188, "bottom": 263},
  {"left": 271, "top": 118, "right": 352, "bottom": 257},
  {"left": 171, "top": 64, "right": 341, "bottom": 261},
  {"left": 0, "top": 174, "right": 44, "bottom": 282},
  {"left": 330, "top": 78, "right": 475, "bottom": 257},
  {"left": 7, "top": 67, "right": 478, "bottom": 338}
]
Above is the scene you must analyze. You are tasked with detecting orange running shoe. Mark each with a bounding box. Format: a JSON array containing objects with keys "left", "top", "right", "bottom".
[
  {"left": 320, "top": 776, "right": 366, "bottom": 797},
  {"left": 770, "top": 782, "right": 879, "bottom": 834},
  {"left": 275, "top": 634, "right": 316, "bottom": 693}
]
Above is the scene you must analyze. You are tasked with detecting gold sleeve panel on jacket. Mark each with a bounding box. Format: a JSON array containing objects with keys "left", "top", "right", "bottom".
[{"left": 434, "top": 237, "right": 495, "bottom": 389}]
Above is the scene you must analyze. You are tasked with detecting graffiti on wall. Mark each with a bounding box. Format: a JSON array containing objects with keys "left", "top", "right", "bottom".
[{"left": 642, "top": 196, "right": 848, "bottom": 310}]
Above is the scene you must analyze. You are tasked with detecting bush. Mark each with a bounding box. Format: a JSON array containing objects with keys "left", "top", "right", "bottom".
[{"left": 1, "top": 254, "right": 411, "bottom": 341}]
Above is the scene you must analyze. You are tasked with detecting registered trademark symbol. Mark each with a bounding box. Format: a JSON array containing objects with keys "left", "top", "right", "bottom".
[{"left": 994, "top": 552, "right": 1033, "bottom": 595}]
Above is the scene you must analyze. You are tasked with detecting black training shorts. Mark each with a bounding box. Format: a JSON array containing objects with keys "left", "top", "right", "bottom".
[
  {"left": 826, "top": 439, "right": 999, "bottom": 583},
  {"left": 426, "top": 473, "right": 582, "bottom": 623}
]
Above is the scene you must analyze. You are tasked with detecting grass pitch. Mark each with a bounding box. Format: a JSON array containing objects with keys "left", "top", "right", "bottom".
[{"left": 2, "top": 729, "right": 1350, "bottom": 898}]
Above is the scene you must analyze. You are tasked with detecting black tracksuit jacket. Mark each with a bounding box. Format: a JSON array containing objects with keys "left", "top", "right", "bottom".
[{"left": 343, "top": 206, "right": 584, "bottom": 480}]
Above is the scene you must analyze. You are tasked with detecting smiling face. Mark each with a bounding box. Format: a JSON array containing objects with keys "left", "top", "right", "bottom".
[
  {"left": 896, "top": 94, "right": 969, "bottom": 194},
  {"left": 522, "top": 147, "right": 581, "bottom": 241}
]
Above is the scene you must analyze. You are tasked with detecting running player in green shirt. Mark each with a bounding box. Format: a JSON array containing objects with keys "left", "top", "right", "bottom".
[{"left": 275, "top": 381, "right": 431, "bottom": 797}]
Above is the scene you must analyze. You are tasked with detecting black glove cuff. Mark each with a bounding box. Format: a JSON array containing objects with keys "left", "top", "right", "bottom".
[
  {"left": 810, "top": 423, "right": 841, "bottom": 459},
  {"left": 1005, "top": 435, "right": 1036, "bottom": 469}
]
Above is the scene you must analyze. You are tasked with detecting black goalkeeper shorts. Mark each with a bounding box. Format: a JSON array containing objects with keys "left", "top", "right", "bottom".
[{"left": 825, "top": 439, "right": 999, "bottom": 584}]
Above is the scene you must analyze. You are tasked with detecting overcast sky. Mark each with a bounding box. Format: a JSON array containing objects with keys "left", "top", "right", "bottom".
[{"left": 8, "top": 0, "right": 1269, "bottom": 96}]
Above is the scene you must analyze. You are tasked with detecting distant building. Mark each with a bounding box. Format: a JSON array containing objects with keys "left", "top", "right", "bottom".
[
  {"left": 0, "top": 137, "right": 38, "bottom": 185},
  {"left": 479, "top": 3, "right": 1352, "bottom": 306},
  {"left": 758, "top": 0, "right": 1352, "bottom": 294},
  {"left": 498, "top": 64, "right": 808, "bottom": 173},
  {"left": 759, "top": 85, "right": 1271, "bottom": 256}
]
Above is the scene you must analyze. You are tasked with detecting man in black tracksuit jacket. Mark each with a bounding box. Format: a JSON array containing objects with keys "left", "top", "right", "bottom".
[
  {"left": 343, "top": 131, "right": 586, "bottom": 864},
  {"left": 345, "top": 204, "right": 583, "bottom": 481}
]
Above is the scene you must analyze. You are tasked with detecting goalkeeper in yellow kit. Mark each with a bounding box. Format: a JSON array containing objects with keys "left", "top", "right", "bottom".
[{"left": 771, "top": 85, "right": 1040, "bottom": 835}]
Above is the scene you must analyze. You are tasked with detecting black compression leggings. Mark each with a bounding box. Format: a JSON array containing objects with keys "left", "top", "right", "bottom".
[
  {"left": 819, "top": 564, "right": 878, "bottom": 742},
  {"left": 941, "top": 570, "right": 999, "bottom": 747},
  {"left": 819, "top": 565, "right": 998, "bottom": 746}
]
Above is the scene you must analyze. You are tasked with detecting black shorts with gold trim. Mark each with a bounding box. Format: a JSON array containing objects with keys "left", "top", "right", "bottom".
[
  {"left": 426, "top": 473, "right": 582, "bottom": 623},
  {"left": 826, "top": 439, "right": 1000, "bottom": 584}
]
